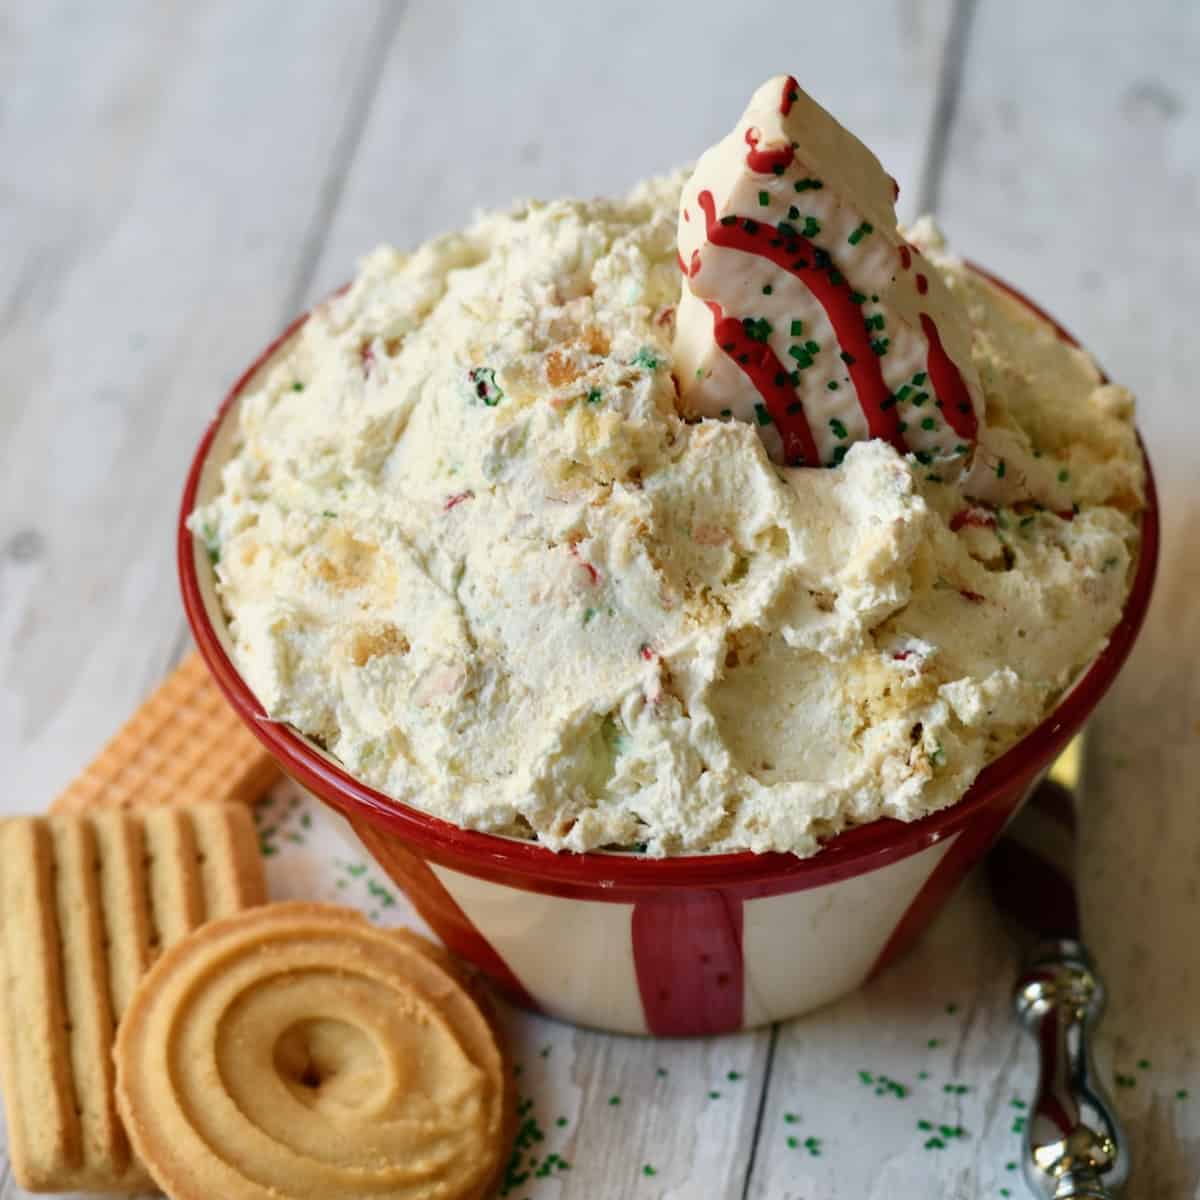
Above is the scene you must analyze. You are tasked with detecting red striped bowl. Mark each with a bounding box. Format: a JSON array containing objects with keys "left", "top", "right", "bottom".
[{"left": 180, "top": 269, "right": 1158, "bottom": 1036}]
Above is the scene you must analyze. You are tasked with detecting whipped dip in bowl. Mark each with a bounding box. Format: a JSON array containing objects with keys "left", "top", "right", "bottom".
[{"left": 180, "top": 77, "right": 1157, "bottom": 1035}]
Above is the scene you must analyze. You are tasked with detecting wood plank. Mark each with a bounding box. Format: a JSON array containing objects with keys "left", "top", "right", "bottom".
[
  {"left": 304, "top": 0, "right": 957, "bottom": 302},
  {"left": 0, "top": 0, "right": 397, "bottom": 816},
  {"left": 753, "top": 2, "right": 1200, "bottom": 1195}
]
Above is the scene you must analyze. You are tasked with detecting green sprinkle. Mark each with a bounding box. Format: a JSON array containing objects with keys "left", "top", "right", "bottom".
[
  {"left": 865, "top": 313, "right": 886, "bottom": 331},
  {"left": 829, "top": 417, "right": 848, "bottom": 439},
  {"left": 708, "top": 1090, "right": 721, "bottom": 1099},
  {"left": 858, "top": 1071, "right": 874, "bottom": 1085},
  {"left": 1137, "top": 1058, "right": 1151, "bottom": 1070},
  {"left": 921, "top": 417, "right": 936, "bottom": 431},
  {"left": 1115, "top": 1072, "right": 1137, "bottom": 1089},
  {"left": 918, "top": 1071, "right": 929, "bottom": 1080},
  {"left": 743, "top": 316, "right": 773, "bottom": 343},
  {"left": 803, "top": 1136, "right": 822, "bottom": 1156},
  {"left": 719, "top": 407, "right": 732, "bottom": 417},
  {"left": 582, "top": 607, "right": 596, "bottom": 626},
  {"left": 657, "top": 1068, "right": 668, "bottom": 1078},
  {"left": 870, "top": 337, "right": 889, "bottom": 356},
  {"left": 1177, "top": 1089, "right": 1190, "bottom": 1100},
  {"left": 787, "top": 1136, "right": 798, "bottom": 1149},
  {"left": 1012, "top": 1117, "right": 1026, "bottom": 1133},
  {"left": 1006, "top": 1161, "right": 1018, "bottom": 1171},
  {"left": 793, "top": 177, "right": 824, "bottom": 192},
  {"left": 762, "top": 284, "right": 773, "bottom": 295},
  {"left": 556, "top": 1117, "right": 568, "bottom": 1127},
  {"left": 783, "top": 1112, "right": 798, "bottom": 1123},
  {"left": 945, "top": 1003, "right": 958, "bottom": 1014},
  {"left": 790, "top": 319, "right": 804, "bottom": 336},
  {"left": 754, "top": 403, "right": 773, "bottom": 426},
  {"left": 996, "top": 459, "right": 1007, "bottom": 478},
  {"left": 291, "top": 381, "right": 304, "bottom": 392},
  {"left": 788, "top": 346, "right": 813, "bottom": 367},
  {"left": 898, "top": 421, "right": 908, "bottom": 433},
  {"left": 848, "top": 221, "right": 874, "bottom": 245},
  {"left": 787, "top": 205, "right": 800, "bottom": 219},
  {"left": 609, "top": 1095, "right": 621, "bottom": 1106},
  {"left": 727, "top": 1071, "right": 742, "bottom": 1081},
  {"left": 758, "top": 190, "right": 770, "bottom": 207},
  {"left": 1058, "top": 468, "right": 1070, "bottom": 483},
  {"left": 586, "top": 387, "right": 602, "bottom": 404},
  {"left": 831, "top": 444, "right": 848, "bottom": 465},
  {"left": 912, "top": 391, "right": 928, "bottom": 406},
  {"left": 802, "top": 216, "right": 821, "bottom": 238},
  {"left": 927, "top": 1038, "right": 941, "bottom": 1049},
  {"left": 827, "top": 380, "right": 839, "bottom": 390},
  {"left": 917, "top": 1119, "right": 934, "bottom": 1131},
  {"left": 924, "top": 1137, "right": 946, "bottom": 1151},
  {"left": 643, "top": 1164, "right": 657, "bottom": 1177},
  {"left": 633, "top": 347, "right": 660, "bottom": 370},
  {"left": 804, "top": 340, "right": 820, "bottom": 354},
  {"left": 1001, "top": 1191, "right": 1011, "bottom": 1198}
]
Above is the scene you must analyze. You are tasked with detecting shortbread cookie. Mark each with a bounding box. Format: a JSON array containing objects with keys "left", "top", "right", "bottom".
[
  {"left": 0, "top": 804, "right": 265, "bottom": 1192},
  {"left": 51, "top": 650, "right": 279, "bottom": 814},
  {"left": 115, "top": 903, "right": 512, "bottom": 1200}
]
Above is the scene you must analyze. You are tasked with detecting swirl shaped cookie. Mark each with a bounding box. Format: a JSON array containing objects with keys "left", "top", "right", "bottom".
[{"left": 114, "top": 902, "right": 512, "bottom": 1200}]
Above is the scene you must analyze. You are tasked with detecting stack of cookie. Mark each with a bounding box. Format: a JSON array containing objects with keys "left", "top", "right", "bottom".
[{"left": 0, "top": 653, "right": 514, "bottom": 1198}]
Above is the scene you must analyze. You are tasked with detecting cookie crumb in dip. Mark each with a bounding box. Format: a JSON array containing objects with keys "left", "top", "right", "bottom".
[{"left": 191, "top": 77, "right": 1143, "bottom": 857}]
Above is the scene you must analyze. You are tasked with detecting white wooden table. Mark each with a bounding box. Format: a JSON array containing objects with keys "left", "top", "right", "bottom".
[{"left": 3, "top": 2, "right": 1199, "bottom": 1195}]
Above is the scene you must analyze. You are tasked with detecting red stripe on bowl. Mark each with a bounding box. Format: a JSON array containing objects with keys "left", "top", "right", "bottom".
[{"left": 632, "top": 891, "right": 744, "bottom": 1035}]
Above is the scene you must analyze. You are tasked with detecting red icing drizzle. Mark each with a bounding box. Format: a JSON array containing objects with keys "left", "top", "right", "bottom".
[
  {"left": 916, "top": 273, "right": 928, "bottom": 295},
  {"left": 676, "top": 250, "right": 688, "bottom": 275},
  {"left": 743, "top": 127, "right": 794, "bottom": 175},
  {"left": 697, "top": 191, "right": 903, "bottom": 452},
  {"left": 683, "top": 208, "right": 690, "bottom": 222},
  {"left": 920, "top": 313, "right": 978, "bottom": 441},
  {"left": 898, "top": 245, "right": 912, "bottom": 270},
  {"left": 444, "top": 490, "right": 473, "bottom": 512},
  {"left": 704, "top": 298, "right": 820, "bottom": 466},
  {"left": 779, "top": 75, "right": 800, "bottom": 115}
]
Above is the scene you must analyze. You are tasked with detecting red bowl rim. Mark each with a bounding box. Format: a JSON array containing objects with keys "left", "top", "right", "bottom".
[{"left": 179, "top": 264, "right": 1159, "bottom": 892}]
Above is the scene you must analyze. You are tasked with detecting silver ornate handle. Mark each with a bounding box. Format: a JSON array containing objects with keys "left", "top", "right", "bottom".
[{"left": 1013, "top": 939, "right": 1129, "bottom": 1199}]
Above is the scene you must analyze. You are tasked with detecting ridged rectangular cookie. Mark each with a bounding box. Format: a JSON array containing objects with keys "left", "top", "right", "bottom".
[
  {"left": 0, "top": 804, "right": 265, "bottom": 1192},
  {"left": 50, "top": 651, "right": 280, "bottom": 815}
]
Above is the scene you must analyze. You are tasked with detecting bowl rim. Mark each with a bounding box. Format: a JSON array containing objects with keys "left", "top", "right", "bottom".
[{"left": 179, "top": 264, "right": 1159, "bottom": 892}]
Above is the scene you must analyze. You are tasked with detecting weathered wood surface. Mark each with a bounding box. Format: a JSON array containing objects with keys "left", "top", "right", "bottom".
[{"left": 2, "top": 1, "right": 1197, "bottom": 1196}]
